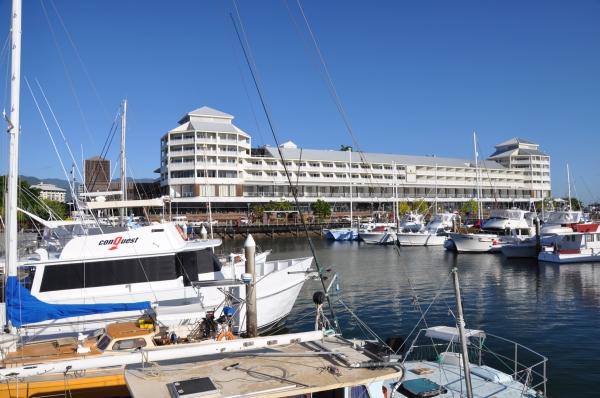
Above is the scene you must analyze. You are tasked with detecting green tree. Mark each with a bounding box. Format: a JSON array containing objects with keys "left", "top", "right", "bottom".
[
  {"left": 35, "top": 199, "right": 69, "bottom": 220},
  {"left": 397, "top": 202, "right": 410, "bottom": 215},
  {"left": 251, "top": 205, "right": 264, "bottom": 217},
  {"left": 311, "top": 199, "right": 332, "bottom": 218},
  {"left": 263, "top": 199, "right": 293, "bottom": 212},
  {"left": 340, "top": 145, "right": 353, "bottom": 151},
  {"left": 563, "top": 197, "right": 583, "bottom": 210},
  {"left": 460, "top": 199, "right": 479, "bottom": 215},
  {"left": 0, "top": 176, "right": 42, "bottom": 221},
  {"left": 411, "top": 199, "right": 428, "bottom": 213}
]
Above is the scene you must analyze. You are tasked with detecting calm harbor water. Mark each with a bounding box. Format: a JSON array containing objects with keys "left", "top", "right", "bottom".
[{"left": 222, "top": 236, "right": 599, "bottom": 398}]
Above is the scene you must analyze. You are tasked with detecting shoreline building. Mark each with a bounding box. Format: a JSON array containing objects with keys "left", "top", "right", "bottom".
[
  {"left": 31, "top": 182, "right": 66, "bottom": 203},
  {"left": 158, "top": 107, "right": 551, "bottom": 213}
]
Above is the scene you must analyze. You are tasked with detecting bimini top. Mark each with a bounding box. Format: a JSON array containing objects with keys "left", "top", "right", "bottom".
[{"left": 425, "top": 326, "right": 485, "bottom": 343}]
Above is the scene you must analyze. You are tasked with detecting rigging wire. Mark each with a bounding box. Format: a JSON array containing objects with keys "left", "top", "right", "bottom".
[
  {"left": 230, "top": 2, "right": 340, "bottom": 332},
  {"left": 287, "top": 0, "right": 391, "bottom": 211},
  {"left": 38, "top": 0, "right": 99, "bottom": 159}
]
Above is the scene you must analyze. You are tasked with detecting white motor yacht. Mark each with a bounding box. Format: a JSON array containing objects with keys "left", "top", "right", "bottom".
[
  {"left": 448, "top": 209, "right": 534, "bottom": 253},
  {"left": 397, "top": 213, "right": 456, "bottom": 246},
  {"left": 1, "top": 217, "right": 313, "bottom": 339}
]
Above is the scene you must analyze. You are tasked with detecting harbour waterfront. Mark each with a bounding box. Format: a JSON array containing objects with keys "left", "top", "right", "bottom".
[{"left": 222, "top": 236, "right": 600, "bottom": 398}]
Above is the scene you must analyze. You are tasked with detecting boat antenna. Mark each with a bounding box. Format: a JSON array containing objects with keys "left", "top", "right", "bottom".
[{"left": 230, "top": 6, "right": 339, "bottom": 331}]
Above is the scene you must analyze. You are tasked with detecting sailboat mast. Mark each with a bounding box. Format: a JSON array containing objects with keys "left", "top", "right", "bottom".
[
  {"left": 452, "top": 267, "right": 474, "bottom": 398},
  {"left": 348, "top": 148, "right": 352, "bottom": 223},
  {"left": 5, "top": 0, "right": 22, "bottom": 283},
  {"left": 120, "top": 99, "right": 127, "bottom": 225},
  {"left": 473, "top": 132, "right": 482, "bottom": 222},
  {"left": 435, "top": 162, "right": 438, "bottom": 213},
  {"left": 567, "top": 163, "right": 571, "bottom": 210}
]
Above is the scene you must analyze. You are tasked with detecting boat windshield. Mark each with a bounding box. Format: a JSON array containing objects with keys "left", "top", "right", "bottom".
[
  {"left": 96, "top": 335, "right": 111, "bottom": 350},
  {"left": 547, "top": 212, "right": 581, "bottom": 223}
]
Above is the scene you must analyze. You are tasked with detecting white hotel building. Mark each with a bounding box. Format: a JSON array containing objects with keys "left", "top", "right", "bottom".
[{"left": 157, "top": 107, "right": 551, "bottom": 213}]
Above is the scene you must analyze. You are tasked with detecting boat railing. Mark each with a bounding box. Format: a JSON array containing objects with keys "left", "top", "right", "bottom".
[{"left": 405, "top": 334, "right": 547, "bottom": 395}]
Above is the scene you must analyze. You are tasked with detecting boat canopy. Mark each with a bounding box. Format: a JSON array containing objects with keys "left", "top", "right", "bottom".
[
  {"left": 87, "top": 198, "right": 164, "bottom": 210},
  {"left": 5, "top": 276, "right": 151, "bottom": 327},
  {"left": 425, "top": 326, "right": 485, "bottom": 343}
]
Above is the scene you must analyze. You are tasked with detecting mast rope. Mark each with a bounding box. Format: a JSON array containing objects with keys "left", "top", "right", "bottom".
[{"left": 230, "top": 2, "right": 340, "bottom": 332}]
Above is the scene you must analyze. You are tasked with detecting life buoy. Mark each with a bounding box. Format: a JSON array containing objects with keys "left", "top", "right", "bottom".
[
  {"left": 234, "top": 255, "right": 242, "bottom": 263},
  {"left": 175, "top": 224, "right": 186, "bottom": 241},
  {"left": 217, "top": 331, "right": 234, "bottom": 341}
]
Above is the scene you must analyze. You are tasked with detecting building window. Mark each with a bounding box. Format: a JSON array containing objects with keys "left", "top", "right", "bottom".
[
  {"left": 218, "top": 170, "right": 237, "bottom": 178},
  {"left": 267, "top": 161, "right": 278, "bottom": 166},
  {"left": 171, "top": 170, "right": 194, "bottom": 178},
  {"left": 197, "top": 170, "right": 216, "bottom": 178},
  {"left": 285, "top": 162, "right": 293, "bottom": 166},
  {"left": 324, "top": 173, "right": 333, "bottom": 178},
  {"left": 219, "top": 185, "right": 236, "bottom": 197},
  {"left": 309, "top": 163, "right": 319, "bottom": 167},
  {"left": 299, "top": 162, "right": 306, "bottom": 167},
  {"left": 310, "top": 173, "right": 320, "bottom": 178},
  {"left": 299, "top": 173, "right": 306, "bottom": 177},
  {"left": 266, "top": 172, "right": 278, "bottom": 177},
  {"left": 323, "top": 164, "right": 333, "bottom": 168}
]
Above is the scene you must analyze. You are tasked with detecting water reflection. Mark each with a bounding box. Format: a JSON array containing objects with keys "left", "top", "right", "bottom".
[{"left": 222, "top": 237, "right": 599, "bottom": 397}]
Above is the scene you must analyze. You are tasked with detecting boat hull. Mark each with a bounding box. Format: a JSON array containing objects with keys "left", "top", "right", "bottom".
[
  {"left": 447, "top": 233, "right": 499, "bottom": 253},
  {"left": 326, "top": 227, "right": 359, "bottom": 241},
  {"left": 538, "top": 250, "right": 600, "bottom": 263},
  {"left": 1, "top": 257, "right": 313, "bottom": 338},
  {"left": 359, "top": 231, "right": 396, "bottom": 244},
  {"left": 499, "top": 243, "right": 537, "bottom": 258},
  {"left": 397, "top": 232, "right": 447, "bottom": 246}
]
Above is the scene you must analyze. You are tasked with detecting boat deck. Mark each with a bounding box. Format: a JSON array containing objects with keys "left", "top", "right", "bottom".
[
  {"left": 402, "top": 360, "right": 540, "bottom": 397},
  {"left": 124, "top": 335, "right": 402, "bottom": 398}
]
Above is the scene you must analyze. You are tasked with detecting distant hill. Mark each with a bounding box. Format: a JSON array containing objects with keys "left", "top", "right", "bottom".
[{"left": 20, "top": 175, "right": 156, "bottom": 202}]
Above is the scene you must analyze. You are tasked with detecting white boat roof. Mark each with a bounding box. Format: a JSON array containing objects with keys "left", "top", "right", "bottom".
[
  {"left": 80, "top": 191, "right": 123, "bottom": 197},
  {"left": 86, "top": 198, "right": 164, "bottom": 210}
]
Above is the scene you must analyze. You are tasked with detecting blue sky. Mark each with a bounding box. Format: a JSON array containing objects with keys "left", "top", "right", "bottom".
[{"left": 1, "top": 1, "right": 598, "bottom": 203}]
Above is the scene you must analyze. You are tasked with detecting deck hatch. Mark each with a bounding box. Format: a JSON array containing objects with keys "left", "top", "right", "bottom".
[{"left": 167, "top": 377, "right": 219, "bottom": 398}]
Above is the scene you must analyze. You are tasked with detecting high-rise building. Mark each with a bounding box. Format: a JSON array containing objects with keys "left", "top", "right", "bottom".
[{"left": 84, "top": 156, "right": 111, "bottom": 193}]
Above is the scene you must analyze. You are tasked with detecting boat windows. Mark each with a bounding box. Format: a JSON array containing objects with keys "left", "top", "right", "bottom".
[
  {"left": 312, "top": 388, "right": 345, "bottom": 398},
  {"left": 97, "top": 335, "right": 111, "bottom": 350},
  {"left": 349, "top": 386, "right": 369, "bottom": 398},
  {"left": 18, "top": 266, "right": 36, "bottom": 291},
  {"left": 112, "top": 338, "right": 147, "bottom": 350},
  {"left": 39, "top": 255, "right": 178, "bottom": 292}
]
